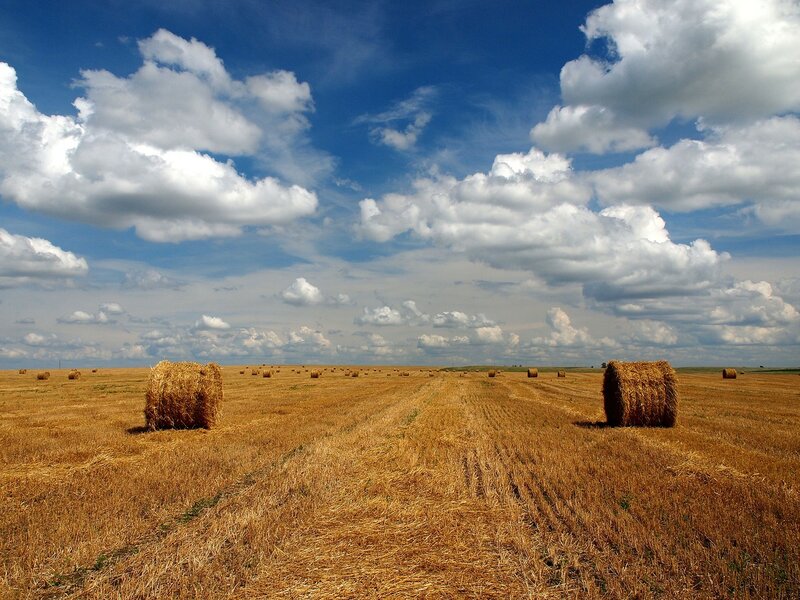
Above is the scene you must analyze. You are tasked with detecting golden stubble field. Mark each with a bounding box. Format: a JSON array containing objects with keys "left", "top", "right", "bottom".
[{"left": 1, "top": 366, "right": 798, "bottom": 599}]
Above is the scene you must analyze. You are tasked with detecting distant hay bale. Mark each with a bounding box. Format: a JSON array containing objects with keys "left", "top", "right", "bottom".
[
  {"left": 429, "top": 372, "right": 435, "bottom": 377},
  {"left": 603, "top": 360, "right": 677, "bottom": 427},
  {"left": 67, "top": 370, "right": 81, "bottom": 380},
  {"left": 251, "top": 369, "right": 259, "bottom": 376},
  {"left": 145, "top": 360, "right": 222, "bottom": 430},
  {"left": 527, "top": 368, "right": 538, "bottom": 378},
  {"left": 488, "top": 370, "right": 497, "bottom": 378},
  {"left": 240, "top": 370, "right": 245, "bottom": 375},
  {"left": 310, "top": 370, "right": 320, "bottom": 378},
  {"left": 351, "top": 371, "right": 359, "bottom": 378},
  {"left": 263, "top": 371, "right": 272, "bottom": 378},
  {"left": 91, "top": 369, "right": 98, "bottom": 373},
  {"left": 36, "top": 371, "right": 50, "bottom": 380},
  {"left": 18, "top": 369, "right": 27, "bottom": 374},
  {"left": 557, "top": 370, "right": 566, "bottom": 378},
  {"left": 722, "top": 368, "right": 737, "bottom": 379}
]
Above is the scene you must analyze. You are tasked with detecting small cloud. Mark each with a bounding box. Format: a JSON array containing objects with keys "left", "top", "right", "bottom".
[
  {"left": 123, "top": 269, "right": 184, "bottom": 290},
  {"left": 194, "top": 315, "right": 231, "bottom": 330},
  {"left": 99, "top": 302, "right": 125, "bottom": 315},
  {"left": 356, "top": 86, "right": 437, "bottom": 152},
  {"left": 280, "top": 277, "right": 324, "bottom": 306},
  {"left": 15, "top": 318, "right": 35, "bottom": 325},
  {"left": 58, "top": 309, "right": 112, "bottom": 325}
]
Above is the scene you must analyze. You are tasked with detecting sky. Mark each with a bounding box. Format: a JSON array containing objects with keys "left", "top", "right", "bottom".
[{"left": 1, "top": 0, "right": 799, "bottom": 368}]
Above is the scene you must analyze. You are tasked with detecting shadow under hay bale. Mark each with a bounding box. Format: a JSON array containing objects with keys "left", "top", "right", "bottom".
[
  {"left": 722, "top": 368, "right": 737, "bottom": 379},
  {"left": 145, "top": 361, "right": 222, "bottom": 430},
  {"left": 36, "top": 371, "right": 50, "bottom": 380},
  {"left": 557, "top": 370, "right": 566, "bottom": 378},
  {"left": 67, "top": 370, "right": 81, "bottom": 380},
  {"left": 527, "top": 368, "right": 538, "bottom": 378},
  {"left": 603, "top": 360, "right": 677, "bottom": 427}
]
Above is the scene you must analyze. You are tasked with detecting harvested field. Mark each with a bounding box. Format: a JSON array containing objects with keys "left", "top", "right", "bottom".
[{"left": 1, "top": 367, "right": 798, "bottom": 598}]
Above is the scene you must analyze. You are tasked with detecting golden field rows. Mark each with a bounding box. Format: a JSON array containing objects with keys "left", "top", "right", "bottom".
[{"left": 1, "top": 367, "right": 798, "bottom": 598}]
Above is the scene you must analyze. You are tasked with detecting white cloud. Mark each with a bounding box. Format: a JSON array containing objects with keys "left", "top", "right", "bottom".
[
  {"left": 417, "top": 334, "right": 451, "bottom": 349},
  {"left": 591, "top": 117, "right": 800, "bottom": 223},
  {"left": 194, "top": 315, "right": 231, "bottom": 330},
  {"left": 99, "top": 302, "right": 125, "bottom": 315},
  {"left": 358, "top": 148, "right": 725, "bottom": 302},
  {"left": 627, "top": 320, "right": 679, "bottom": 346},
  {"left": 534, "top": 0, "right": 800, "bottom": 153},
  {"left": 474, "top": 326, "right": 505, "bottom": 345},
  {"left": 0, "top": 30, "right": 321, "bottom": 243},
  {"left": 356, "top": 305, "right": 407, "bottom": 326},
  {"left": 59, "top": 310, "right": 110, "bottom": 325},
  {"left": 0, "top": 227, "right": 88, "bottom": 287},
  {"left": 122, "top": 269, "right": 182, "bottom": 290},
  {"left": 287, "top": 325, "right": 332, "bottom": 350},
  {"left": 280, "top": 277, "right": 324, "bottom": 306},
  {"left": 431, "top": 311, "right": 494, "bottom": 328},
  {"left": 532, "top": 307, "right": 616, "bottom": 348},
  {"left": 532, "top": 104, "right": 656, "bottom": 154},
  {"left": 357, "top": 86, "right": 436, "bottom": 151}
]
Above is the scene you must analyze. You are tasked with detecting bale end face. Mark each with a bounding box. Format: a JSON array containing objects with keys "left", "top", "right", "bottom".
[
  {"left": 145, "top": 361, "right": 222, "bottom": 430},
  {"left": 603, "top": 360, "right": 678, "bottom": 427},
  {"left": 557, "top": 370, "right": 566, "bottom": 378},
  {"left": 527, "top": 368, "right": 538, "bottom": 378},
  {"left": 722, "top": 368, "right": 737, "bottom": 379}
]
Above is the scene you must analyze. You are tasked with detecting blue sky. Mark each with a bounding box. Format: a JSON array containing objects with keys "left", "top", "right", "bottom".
[{"left": 1, "top": 0, "right": 798, "bottom": 367}]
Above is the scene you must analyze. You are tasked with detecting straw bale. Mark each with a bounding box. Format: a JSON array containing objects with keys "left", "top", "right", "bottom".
[
  {"left": 36, "top": 371, "right": 50, "bottom": 380},
  {"left": 145, "top": 360, "right": 222, "bottom": 430},
  {"left": 488, "top": 370, "right": 497, "bottom": 378},
  {"left": 722, "top": 368, "right": 737, "bottom": 379},
  {"left": 557, "top": 370, "right": 566, "bottom": 378},
  {"left": 67, "top": 370, "right": 81, "bottom": 380},
  {"left": 527, "top": 368, "right": 538, "bottom": 378},
  {"left": 603, "top": 360, "right": 677, "bottom": 427}
]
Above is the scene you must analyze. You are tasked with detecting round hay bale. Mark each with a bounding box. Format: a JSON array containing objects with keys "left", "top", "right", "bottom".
[
  {"left": 263, "top": 371, "right": 272, "bottom": 378},
  {"left": 18, "top": 369, "right": 27, "bottom": 374},
  {"left": 36, "top": 371, "right": 50, "bottom": 380},
  {"left": 145, "top": 361, "right": 222, "bottom": 430},
  {"left": 527, "top": 368, "right": 538, "bottom": 378},
  {"left": 351, "top": 371, "right": 359, "bottom": 378},
  {"left": 251, "top": 369, "right": 259, "bottom": 376},
  {"left": 722, "top": 368, "right": 737, "bottom": 379},
  {"left": 603, "top": 360, "right": 677, "bottom": 427},
  {"left": 557, "top": 370, "right": 566, "bottom": 378},
  {"left": 239, "top": 370, "right": 245, "bottom": 375},
  {"left": 310, "top": 370, "right": 320, "bottom": 378},
  {"left": 488, "top": 370, "right": 497, "bottom": 378},
  {"left": 91, "top": 369, "right": 98, "bottom": 373},
  {"left": 67, "top": 370, "right": 81, "bottom": 380}
]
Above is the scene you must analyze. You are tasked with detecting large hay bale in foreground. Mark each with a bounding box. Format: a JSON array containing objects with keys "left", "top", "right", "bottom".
[
  {"left": 145, "top": 361, "right": 222, "bottom": 430},
  {"left": 36, "top": 371, "right": 50, "bottom": 380},
  {"left": 67, "top": 370, "right": 81, "bottom": 380},
  {"left": 310, "top": 370, "right": 320, "bottom": 378},
  {"left": 557, "top": 370, "right": 566, "bottom": 378},
  {"left": 603, "top": 361, "right": 677, "bottom": 427},
  {"left": 527, "top": 368, "right": 538, "bottom": 378},
  {"left": 722, "top": 368, "right": 737, "bottom": 379}
]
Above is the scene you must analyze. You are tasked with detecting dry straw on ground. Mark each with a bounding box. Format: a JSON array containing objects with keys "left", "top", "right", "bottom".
[
  {"left": 144, "top": 361, "right": 222, "bottom": 430},
  {"left": 603, "top": 360, "right": 678, "bottom": 427},
  {"left": 527, "top": 368, "right": 538, "bottom": 378},
  {"left": 36, "top": 372, "right": 50, "bottom": 380},
  {"left": 722, "top": 368, "right": 737, "bottom": 379},
  {"left": 67, "top": 371, "right": 81, "bottom": 380},
  {"left": 488, "top": 370, "right": 497, "bottom": 378},
  {"left": 557, "top": 370, "right": 566, "bottom": 378}
]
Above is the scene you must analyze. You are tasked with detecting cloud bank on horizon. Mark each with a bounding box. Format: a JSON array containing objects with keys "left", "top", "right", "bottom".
[{"left": 0, "top": 0, "right": 798, "bottom": 366}]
